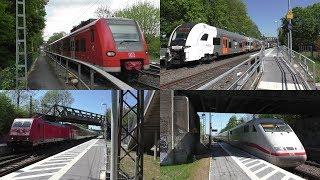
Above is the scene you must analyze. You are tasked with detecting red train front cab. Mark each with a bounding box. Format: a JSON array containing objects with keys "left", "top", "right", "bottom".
[
  {"left": 7, "top": 118, "right": 35, "bottom": 146},
  {"left": 98, "top": 18, "right": 150, "bottom": 72}
]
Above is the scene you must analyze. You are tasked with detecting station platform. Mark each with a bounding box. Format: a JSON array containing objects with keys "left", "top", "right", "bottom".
[
  {"left": 1, "top": 138, "right": 108, "bottom": 180},
  {"left": 257, "top": 48, "right": 305, "bottom": 90},
  {"left": 210, "top": 142, "right": 304, "bottom": 180}
]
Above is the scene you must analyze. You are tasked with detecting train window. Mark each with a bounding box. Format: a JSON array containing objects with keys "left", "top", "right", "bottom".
[
  {"left": 230, "top": 131, "right": 232, "bottom": 135},
  {"left": 252, "top": 125, "right": 257, "bottom": 132},
  {"left": 229, "top": 41, "right": 232, "bottom": 48},
  {"left": 12, "top": 121, "right": 22, "bottom": 127},
  {"left": 213, "top": 38, "right": 220, "bottom": 45},
  {"left": 90, "top": 29, "right": 94, "bottom": 42},
  {"left": 260, "top": 123, "right": 292, "bottom": 132},
  {"left": 244, "top": 125, "right": 249, "bottom": 133},
  {"left": 75, "top": 40, "right": 79, "bottom": 52},
  {"left": 201, "top": 34, "right": 208, "bottom": 41},
  {"left": 21, "top": 121, "right": 31, "bottom": 127}
]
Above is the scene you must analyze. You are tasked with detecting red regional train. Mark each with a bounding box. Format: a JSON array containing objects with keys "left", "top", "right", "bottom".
[
  {"left": 46, "top": 18, "right": 150, "bottom": 74},
  {"left": 7, "top": 117, "right": 97, "bottom": 147}
]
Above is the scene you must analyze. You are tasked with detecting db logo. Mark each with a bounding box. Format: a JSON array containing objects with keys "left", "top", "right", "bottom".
[{"left": 128, "top": 52, "right": 136, "bottom": 58}]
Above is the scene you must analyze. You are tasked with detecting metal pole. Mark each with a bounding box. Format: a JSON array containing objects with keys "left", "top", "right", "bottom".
[
  {"left": 288, "top": 0, "right": 292, "bottom": 63},
  {"left": 154, "top": 131, "right": 157, "bottom": 160},
  {"left": 209, "top": 113, "right": 212, "bottom": 146},
  {"left": 111, "top": 91, "right": 119, "bottom": 180}
]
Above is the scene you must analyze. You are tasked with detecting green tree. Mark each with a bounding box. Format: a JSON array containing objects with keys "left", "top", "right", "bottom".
[
  {"left": 220, "top": 115, "right": 245, "bottom": 133},
  {"left": 40, "top": 90, "right": 74, "bottom": 113},
  {"left": 160, "top": 0, "right": 262, "bottom": 46},
  {"left": 47, "top": 32, "right": 66, "bottom": 44},
  {"left": 0, "top": 0, "right": 48, "bottom": 89},
  {"left": 279, "top": 3, "right": 320, "bottom": 51},
  {"left": 0, "top": 92, "right": 29, "bottom": 139}
]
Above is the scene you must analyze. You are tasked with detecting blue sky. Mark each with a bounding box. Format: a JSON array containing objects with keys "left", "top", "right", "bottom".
[
  {"left": 33, "top": 90, "right": 112, "bottom": 115},
  {"left": 244, "top": 0, "right": 320, "bottom": 37},
  {"left": 197, "top": 112, "right": 252, "bottom": 135}
]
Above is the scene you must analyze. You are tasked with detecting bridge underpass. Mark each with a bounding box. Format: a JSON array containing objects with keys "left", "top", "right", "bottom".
[{"left": 160, "top": 91, "right": 320, "bottom": 166}]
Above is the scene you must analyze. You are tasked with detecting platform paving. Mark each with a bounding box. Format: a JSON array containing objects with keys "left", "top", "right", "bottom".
[
  {"left": 257, "top": 48, "right": 305, "bottom": 90},
  {"left": 1, "top": 138, "right": 108, "bottom": 180},
  {"left": 209, "top": 142, "right": 305, "bottom": 180}
]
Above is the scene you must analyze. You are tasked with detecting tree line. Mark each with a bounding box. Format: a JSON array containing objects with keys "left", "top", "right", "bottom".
[
  {"left": 220, "top": 114, "right": 301, "bottom": 133},
  {"left": 160, "top": 0, "right": 262, "bottom": 46},
  {"left": 0, "top": 0, "right": 47, "bottom": 89},
  {"left": 279, "top": 3, "right": 320, "bottom": 51}
]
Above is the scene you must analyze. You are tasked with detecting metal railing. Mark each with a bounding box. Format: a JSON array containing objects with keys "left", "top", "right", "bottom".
[
  {"left": 45, "top": 51, "right": 133, "bottom": 90},
  {"left": 198, "top": 46, "right": 266, "bottom": 90},
  {"left": 280, "top": 46, "right": 316, "bottom": 89},
  {"left": 37, "top": 104, "right": 106, "bottom": 126}
]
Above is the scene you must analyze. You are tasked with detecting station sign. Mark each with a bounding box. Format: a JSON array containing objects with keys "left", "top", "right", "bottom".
[{"left": 287, "top": 10, "right": 294, "bottom": 20}]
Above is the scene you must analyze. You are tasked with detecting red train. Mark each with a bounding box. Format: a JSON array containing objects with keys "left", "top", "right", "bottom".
[
  {"left": 46, "top": 18, "right": 150, "bottom": 73},
  {"left": 7, "top": 117, "right": 97, "bottom": 147}
]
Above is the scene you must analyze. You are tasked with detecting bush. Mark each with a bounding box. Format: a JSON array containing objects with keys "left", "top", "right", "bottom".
[{"left": 145, "top": 35, "right": 160, "bottom": 61}]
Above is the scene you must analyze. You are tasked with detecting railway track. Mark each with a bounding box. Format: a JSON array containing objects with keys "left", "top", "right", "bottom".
[
  {"left": 160, "top": 53, "right": 256, "bottom": 89},
  {"left": 289, "top": 161, "right": 320, "bottom": 180}
]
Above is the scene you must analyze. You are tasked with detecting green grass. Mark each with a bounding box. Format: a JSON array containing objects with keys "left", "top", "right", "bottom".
[{"left": 160, "top": 158, "right": 209, "bottom": 180}]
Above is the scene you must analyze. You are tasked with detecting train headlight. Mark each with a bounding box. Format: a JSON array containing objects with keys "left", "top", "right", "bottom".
[
  {"left": 106, "top": 51, "right": 116, "bottom": 57},
  {"left": 145, "top": 51, "right": 148, "bottom": 55}
]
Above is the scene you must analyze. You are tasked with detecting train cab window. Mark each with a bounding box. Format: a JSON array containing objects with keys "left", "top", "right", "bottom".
[
  {"left": 244, "top": 125, "right": 249, "bottom": 133},
  {"left": 90, "top": 29, "right": 94, "bottom": 42},
  {"left": 201, "top": 34, "right": 208, "bottom": 41},
  {"left": 213, "top": 38, "right": 220, "bottom": 45},
  {"left": 229, "top": 41, "right": 232, "bottom": 48},
  {"left": 252, "top": 125, "right": 257, "bottom": 132},
  {"left": 12, "top": 121, "right": 22, "bottom": 127}
]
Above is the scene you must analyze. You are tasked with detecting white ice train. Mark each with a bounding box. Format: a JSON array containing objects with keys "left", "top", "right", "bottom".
[
  {"left": 215, "top": 118, "right": 306, "bottom": 168},
  {"left": 167, "top": 23, "right": 262, "bottom": 65}
]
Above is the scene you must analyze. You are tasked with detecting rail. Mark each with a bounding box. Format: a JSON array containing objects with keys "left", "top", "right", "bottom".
[
  {"left": 280, "top": 46, "right": 317, "bottom": 89},
  {"left": 198, "top": 46, "right": 265, "bottom": 90},
  {"left": 44, "top": 51, "right": 133, "bottom": 90}
]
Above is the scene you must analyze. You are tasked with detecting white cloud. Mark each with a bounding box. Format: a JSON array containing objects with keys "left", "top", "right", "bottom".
[{"left": 43, "top": 0, "right": 159, "bottom": 41}]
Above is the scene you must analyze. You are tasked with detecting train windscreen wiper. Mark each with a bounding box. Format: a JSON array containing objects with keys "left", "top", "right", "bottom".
[{"left": 119, "top": 40, "right": 139, "bottom": 45}]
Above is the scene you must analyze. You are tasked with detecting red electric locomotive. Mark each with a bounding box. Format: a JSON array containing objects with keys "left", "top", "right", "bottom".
[
  {"left": 47, "top": 18, "right": 150, "bottom": 74},
  {"left": 7, "top": 118, "right": 96, "bottom": 147}
]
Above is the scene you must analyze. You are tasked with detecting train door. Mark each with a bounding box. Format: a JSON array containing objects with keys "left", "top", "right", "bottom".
[
  {"left": 221, "top": 37, "right": 229, "bottom": 55},
  {"left": 70, "top": 37, "right": 75, "bottom": 59},
  {"left": 38, "top": 123, "right": 44, "bottom": 144}
]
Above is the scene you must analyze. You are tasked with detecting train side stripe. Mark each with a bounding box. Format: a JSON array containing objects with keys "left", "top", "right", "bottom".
[{"left": 242, "top": 141, "right": 306, "bottom": 156}]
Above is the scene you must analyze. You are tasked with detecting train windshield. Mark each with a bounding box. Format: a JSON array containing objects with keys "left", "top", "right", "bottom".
[
  {"left": 12, "top": 121, "right": 31, "bottom": 128},
  {"left": 108, "top": 19, "right": 143, "bottom": 52},
  {"left": 171, "top": 27, "right": 192, "bottom": 46},
  {"left": 260, "top": 123, "right": 292, "bottom": 132}
]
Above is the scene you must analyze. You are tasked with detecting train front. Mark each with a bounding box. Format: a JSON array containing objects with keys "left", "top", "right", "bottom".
[
  {"left": 7, "top": 118, "right": 34, "bottom": 147},
  {"left": 167, "top": 23, "right": 195, "bottom": 64},
  {"left": 261, "top": 120, "right": 307, "bottom": 167},
  {"left": 103, "top": 18, "right": 149, "bottom": 73}
]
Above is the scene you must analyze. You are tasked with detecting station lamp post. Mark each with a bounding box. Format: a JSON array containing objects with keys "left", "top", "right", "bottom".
[
  {"left": 287, "top": 0, "right": 293, "bottom": 63},
  {"left": 274, "top": 20, "right": 280, "bottom": 47}
]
